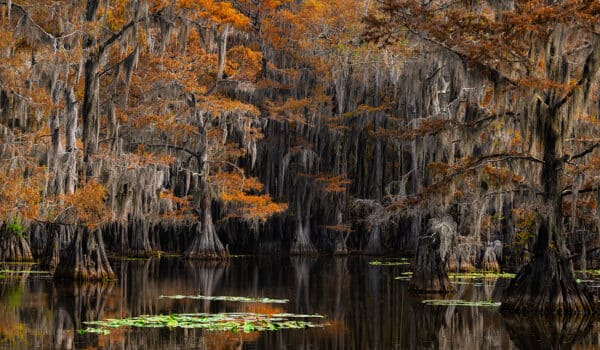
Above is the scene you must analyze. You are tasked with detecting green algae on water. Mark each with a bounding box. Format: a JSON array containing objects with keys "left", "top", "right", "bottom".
[{"left": 159, "top": 295, "right": 289, "bottom": 304}]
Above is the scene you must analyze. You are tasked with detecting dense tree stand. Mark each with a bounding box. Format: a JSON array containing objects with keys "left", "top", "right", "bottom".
[
  {"left": 54, "top": 227, "right": 115, "bottom": 281},
  {"left": 409, "top": 217, "right": 456, "bottom": 294}
]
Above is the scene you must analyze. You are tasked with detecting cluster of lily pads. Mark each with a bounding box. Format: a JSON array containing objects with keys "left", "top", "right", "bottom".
[
  {"left": 80, "top": 295, "right": 328, "bottom": 335},
  {"left": 80, "top": 312, "right": 326, "bottom": 335}
]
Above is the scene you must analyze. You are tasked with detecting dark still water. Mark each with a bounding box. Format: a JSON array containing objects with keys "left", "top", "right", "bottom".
[{"left": 0, "top": 256, "right": 599, "bottom": 349}]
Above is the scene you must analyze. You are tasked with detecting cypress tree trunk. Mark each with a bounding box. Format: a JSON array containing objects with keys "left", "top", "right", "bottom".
[
  {"left": 42, "top": 224, "right": 75, "bottom": 270},
  {"left": 501, "top": 105, "right": 595, "bottom": 314},
  {"left": 127, "top": 217, "right": 153, "bottom": 257},
  {"left": 409, "top": 217, "right": 456, "bottom": 294},
  {"left": 82, "top": 57, "right": 99, "bottom": 167},
  {"left": 290, "top": 187, "right": 316, "bottom": 254},
  {"left": 184, "top": 195, "right": 228, "bottom": 259}
]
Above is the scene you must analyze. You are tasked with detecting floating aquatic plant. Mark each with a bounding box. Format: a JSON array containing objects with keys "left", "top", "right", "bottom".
[
  {"left": 159, "top": 295, "right": 289, "bottom": 304},
  {"left": 576, "top": 270, "right": 600, "bottom": 275},
  {"left": 422, "top": 299, "right": 501, "bottom": 307},
  {"left": 448, "top": 272, "right": 515, "bottom": 279},
  {"left": 394, "top": 272, "right": 413, "bottom": 280},
  {"left": 79, "top": 312, "right": 327, "bottom": 335},
  {"left": 394, "top": 271, "right": 514, "bottom": 281},
  {"left": 451, "top": 281, "right": 485, "bottom": 286},
  {"left": 1, "top": 269, "right": 50, "bottom": 274},
  {"left": 369, "top": 260, "right": 410, "bottom": 266}
]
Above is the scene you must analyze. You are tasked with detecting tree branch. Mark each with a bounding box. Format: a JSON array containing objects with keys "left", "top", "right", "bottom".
[{"left": 570, "top": 143, "right": 600, "bottom": 161}]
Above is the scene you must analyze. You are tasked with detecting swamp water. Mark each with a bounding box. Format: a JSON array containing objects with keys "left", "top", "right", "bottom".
[{"left": 0, "top": 256, "right": 599, "bottom": 349}]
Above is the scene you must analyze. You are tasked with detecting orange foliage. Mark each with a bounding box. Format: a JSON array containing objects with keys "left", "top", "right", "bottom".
[
  {"left": 61, "top": 180, "right": 109, "bottom": 227},
  {"left": 213, "top": 172, "right": 287, "bottom": 223},
  {"left": 315, "top": 174, "right": 352, "bottom": 193},
  {"left": 0, "top": 165, "right": 44, "bottom": 221}
]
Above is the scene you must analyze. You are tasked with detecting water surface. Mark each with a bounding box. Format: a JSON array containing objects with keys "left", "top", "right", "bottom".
[{"left": 0, "top": 256, "right": 599, "bottom": 349}]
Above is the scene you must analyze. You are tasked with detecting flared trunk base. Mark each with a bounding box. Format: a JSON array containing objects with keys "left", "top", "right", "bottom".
[
  {"left": 0, "top": 233, "right": 33, "bottom": 262},
  {"left": 501, "top": 250, "right": 595, "bottom": 314},
  {"left": 54, "top": 228, "right": 115, "bottom": 281}
]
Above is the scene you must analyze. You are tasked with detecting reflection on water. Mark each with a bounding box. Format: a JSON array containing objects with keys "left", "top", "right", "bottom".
[{"left": 1, "top": 257, "right": 600, "bottom": 349}]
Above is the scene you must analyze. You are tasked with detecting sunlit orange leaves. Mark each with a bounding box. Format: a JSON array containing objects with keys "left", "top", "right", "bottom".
[
  {"left": 212, "top": 172, "right": 287, "bottom": 223},
  {"left": 176, "top": 0, "right": 250, "bottom": 29},
  {"left": 0, "top": 165, "right": 44, "bottom": 221}
]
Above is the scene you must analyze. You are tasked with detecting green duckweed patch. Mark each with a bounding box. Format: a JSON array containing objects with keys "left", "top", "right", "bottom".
[
  {"left": 422, "top": 299, "right": 501, "bottom": 307},
  {"left": 79, "top": 312, "right": 327, "bottom": 335},
  {"left": 159, "top": 295, "right": 289, "bottom": 304}
]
